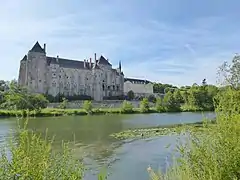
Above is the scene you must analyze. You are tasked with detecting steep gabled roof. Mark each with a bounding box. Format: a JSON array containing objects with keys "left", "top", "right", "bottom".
[
  {"left": 21, "top": 55, "right": 27, "bottom": 61},
  {"left": 98, "top": 55, "right": 112, "bottom": 66},
  {"left": 29, "top": 41, "right": 45, "bottom": 53}
]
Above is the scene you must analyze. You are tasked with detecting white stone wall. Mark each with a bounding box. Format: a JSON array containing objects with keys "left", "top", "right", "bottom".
[
  {"left": 25, "top": 51, "right": 48, "bottom": 94},
  {"left": 18, "top": 46, "right": 124, "bottom": 101},
  {"left": 124, "top": 81, "right": 153, "bottom": 94}
]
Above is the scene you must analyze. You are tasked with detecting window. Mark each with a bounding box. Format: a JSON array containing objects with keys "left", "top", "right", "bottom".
[
  {"left": 116, "top": 85, "right": 119, "bottom": 91},
  {"left": 113, "top": 85, "right": 115, "bottom": 90},
  {"left": 39, "top": 80, "right": 42, "bottom": 83},
  {"left": 59, "top": 75, "right": 61, "bottom": 78},
  {"left": 102, "top": 84, "right": 105, "bottom": 90},
  {"left": 108, "top": 86, "right": 110, "bottom": 90}
]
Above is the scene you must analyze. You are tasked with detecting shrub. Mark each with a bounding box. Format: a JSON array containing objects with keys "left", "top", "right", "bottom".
[
  {"left": 121, "top": 100, "right": 133, "bottom": 113},
  {"left": 83, "top": 100, "right": 92, "bottom": 114},
  {"left": 149, "top": 88, "right": 240, "bottom": 180},
  {"left": 59, "top": 98, "right": 68, "bottom": 109},
  {"left": 148, "top": 95, "right": 156, "bottom": 103},
  {"left": 0, "top": 120, "right": 84, "bottom": 179},
  {"left": 155, "top": 97, "right": 165, "bottom": 112},
  {"left": 127, "top": 90, "right": 134, "bottom": 100},
  {"left": 140, "top": 98, "right": 150, "bottom": 113}
]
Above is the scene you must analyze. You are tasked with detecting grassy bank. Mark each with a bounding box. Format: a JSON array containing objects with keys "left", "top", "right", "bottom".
[{"left": 0, "top": 107, "right": 212, "bottom": 118}]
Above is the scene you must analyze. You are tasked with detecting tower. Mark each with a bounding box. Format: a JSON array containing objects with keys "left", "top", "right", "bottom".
[{"left": 25, "top": 41, "right": 48, "bottom": 94}]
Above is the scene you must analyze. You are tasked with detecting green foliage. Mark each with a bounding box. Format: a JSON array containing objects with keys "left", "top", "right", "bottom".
[
  {"left": 0, "top": 82, "right": 49, "bottom": 110},
  {"left": 218, "top": 54, "right": 240, "bottom": 89},
  {"left": 140, "top": 98, "right": 150, "bottom": 113},
  {"left": 0, "top": 120, "right": 84, "bottom": 179},
  {"left": 121, "top": 100, "right": 134, "bottom": 113},
  {"left": 163, "top": 91, "right": 180, "bottom": 112},
  {"left": 59, "top": 98, "right": 68, "bottom": 109},
  {"left": 83, "top": 100, "right": 93, "bottom": 114},
  {"left": 149, "top": 58, "right": 240, "bottom": 179},
  {"left": 214, "top": 87, "right": 240, "bottom": 116},
  {"left": 127, "top": 90, "right": 134, "bottom": 100},
  {"left": 155, "top": 97, "right": 165, "bottom": 112},
  {"left": 153, "top": 83, "right": 177, "bottom": 94},
  {"left": 173, "top": 89, "right": 184, "bottom": 103},
  {"left": 148, "top": 94, "right": 156, "bottom": 103}
]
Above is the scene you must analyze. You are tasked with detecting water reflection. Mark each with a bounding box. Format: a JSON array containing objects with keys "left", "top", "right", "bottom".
[{"left": 0, "top": 112, "right": 215, "bottom": 180}]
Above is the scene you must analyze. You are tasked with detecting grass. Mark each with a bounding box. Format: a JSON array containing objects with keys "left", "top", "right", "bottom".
[
  {"left": 148, "top": 114, "right": 240, "bottom": 180},
  {"left": 0, "top": 119, "right": 84, "bottom": 179}
]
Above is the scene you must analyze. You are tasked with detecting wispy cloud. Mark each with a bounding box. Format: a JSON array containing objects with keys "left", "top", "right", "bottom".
[{"left": 0, "top": 0, "right": 240, "bottom": 86}]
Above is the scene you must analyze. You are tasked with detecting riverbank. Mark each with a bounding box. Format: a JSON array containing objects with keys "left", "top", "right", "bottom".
[
  {"left": 0, "top": 107, "right": 212, "bottom": 118},
  {"left": 110, "top": 120, "right": 216, "bottom": 140}
]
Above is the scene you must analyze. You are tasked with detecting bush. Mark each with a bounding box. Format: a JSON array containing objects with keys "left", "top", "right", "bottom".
[
  {"left": 0, "top": 120, "right": 84, "bottom": 179},
  {"left": 127, "top": 90, "right": 134, "bottom": 100},
  {"left": 83, "top": 100, "right": 92, "bottom": 114},
  {"left": 148, "top": 95, "right": 156, "bottom": 103},
  {"left": 149, "top": 88, "right": 240, "bottom": 180},
  {"left": 155, "top": 97, "right": 165, "bottom": 112},
  {"left": 121, "top": 100, "right": 134, "bottom": 113},
  {"left": 59, "top": 98, "right": 68, "bottom": 109},
  {"left": 140, "top": 98, "right": 150, "bottom": 113}
]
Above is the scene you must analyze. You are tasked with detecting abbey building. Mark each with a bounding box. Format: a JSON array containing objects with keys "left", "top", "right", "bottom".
[{"left": 18, "top": 42, "right": 124, "bottom": 101}]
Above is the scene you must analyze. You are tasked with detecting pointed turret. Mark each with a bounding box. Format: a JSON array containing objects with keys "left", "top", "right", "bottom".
[
  {"left": 29, "top": 41, "right": 45, "bottom": 53},
  {"left": 119, "top": 61, "right": 122, "bottom": 72},
  {"left": 21, "top": 55, "right": 27, "bottom": 61}
]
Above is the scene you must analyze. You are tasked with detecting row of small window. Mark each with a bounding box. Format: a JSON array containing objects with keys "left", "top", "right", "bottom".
[
  {"left": 53, "top": 74, "right": 89, "bottom": 81},
  {"left": 131, "top": 81, "right": 147, "bottom": 84},
  {"left": 102, "top": 84, "right": 120, "bottom": 91}
]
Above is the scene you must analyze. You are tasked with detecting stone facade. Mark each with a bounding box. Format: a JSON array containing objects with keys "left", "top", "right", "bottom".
[
  {"left": 124, "top": 78, "right": 154, "bottom": 97},
  {"left": 18, "top": 42, "right": 124, "bottom": 101}
]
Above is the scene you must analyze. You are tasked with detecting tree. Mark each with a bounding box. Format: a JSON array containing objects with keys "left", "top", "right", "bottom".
[
  {"left": 121, "top": 100, "right": 133, "bottom": 113},
  {"left": 202, "top": 78, "right": 207, "bottom": 86},
  {"left": 155, "top": 97, "right": 165, "bottom": 112},
  {"left": 163, "top": 91, "right": 180, "bottom": 112},
  {"left": 218, "top": 54, "right": 240, "bottom": 89},
  {"left": 173, "top": 89, "right": 183, "bottom": 104},
  {"left": 140, "top": 98, "right": 150, "bottom": 113},
  {"left": 148, "top": 94, "right": 156, "bottom": 103},
  {"left": 127, "top": 90, "right": 134, "bottom": 100}
]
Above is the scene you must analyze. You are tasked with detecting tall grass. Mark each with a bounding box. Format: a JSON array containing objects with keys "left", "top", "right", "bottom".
[
  {"left": 149, "top": 89, "right": 240, "bottom": 180},
  {"left": 0, "top": 119, "right": 84, "bottom": 179}
]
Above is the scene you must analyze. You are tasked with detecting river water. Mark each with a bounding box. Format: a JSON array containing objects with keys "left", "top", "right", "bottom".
[{"left": 0, "top": 112, "right": 215, "bottom": 180}]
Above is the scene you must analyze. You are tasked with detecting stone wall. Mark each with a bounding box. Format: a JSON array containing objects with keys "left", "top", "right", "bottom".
[{"left": 47, "top": 100, "right": 155, "bottom": 109}]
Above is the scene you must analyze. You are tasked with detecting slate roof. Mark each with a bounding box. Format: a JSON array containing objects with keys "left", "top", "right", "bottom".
[
  {"left": 124, "top": 78, "right": 151, "bottom": 84},
  {"left": 21, "top": 55, "right": 27, "bottom": 61},
  {"left": 29, "top": 41, "right": 45, "bottom": 53},
  {"left": 98, "top": 56, "right": 112, "bottom": 66},
  {"left": 47, "top": 56, "right": 95, "bottom": 69}
]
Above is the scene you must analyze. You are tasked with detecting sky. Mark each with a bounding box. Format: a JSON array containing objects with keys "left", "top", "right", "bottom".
[{"left": 1, "top": 0, "right": 240, "bottom": 86}]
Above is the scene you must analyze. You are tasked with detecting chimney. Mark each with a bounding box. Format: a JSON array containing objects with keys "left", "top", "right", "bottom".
[
  {"left": 89, "top": 58, "right": 92, "bottom": 68},
  {"left": 43, "top": 43, "right": 46, "bottom": 52},
  {"left": 94, "top": 53, "right": 97, "bottom": 62},
  {"left": 84, "top": 59, "right": 86, "bottom": 68}
]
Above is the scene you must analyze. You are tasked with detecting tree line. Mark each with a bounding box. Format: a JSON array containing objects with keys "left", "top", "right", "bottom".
[{"left": 1, "top": 54, "right": 240, "bottom": 112}]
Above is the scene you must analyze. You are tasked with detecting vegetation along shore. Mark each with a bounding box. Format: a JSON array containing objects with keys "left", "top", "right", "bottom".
[
  {"left": 0, "top": 78, "right": 218, "bottom": 117},
  {"left": 0, "top": 56, "right": 240, "bottom": 179}
]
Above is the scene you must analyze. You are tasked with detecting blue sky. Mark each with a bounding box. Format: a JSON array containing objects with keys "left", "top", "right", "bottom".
[{"left": 1, "top": 0, "right": 240, "bottom": 86}]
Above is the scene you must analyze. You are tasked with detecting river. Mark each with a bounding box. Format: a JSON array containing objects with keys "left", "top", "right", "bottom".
[{"left": 0, "top": 112, "right": 215, "bottom": 180}]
